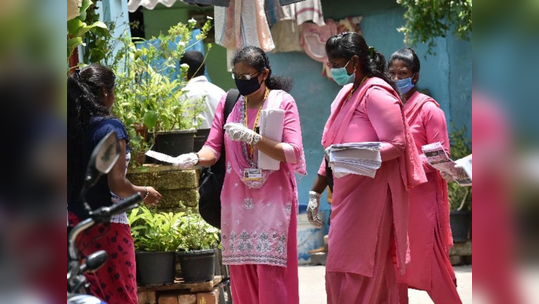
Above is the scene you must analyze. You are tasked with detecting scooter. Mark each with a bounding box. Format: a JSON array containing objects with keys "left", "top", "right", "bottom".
[{"left": 67, "top": 131, "right": 143, "bottom": 303}]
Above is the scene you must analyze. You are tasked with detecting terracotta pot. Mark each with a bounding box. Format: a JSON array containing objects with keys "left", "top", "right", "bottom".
[{"left": 133, "top": 123, "right": 149, "bottom": 142}]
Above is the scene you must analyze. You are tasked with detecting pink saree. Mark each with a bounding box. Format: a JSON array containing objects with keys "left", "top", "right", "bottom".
[
  {"left": 319, "top": 77, "right": 426, "bottom": 304},
  {"left": 399, "top": 92, "right": 461, "bottom": 304}
]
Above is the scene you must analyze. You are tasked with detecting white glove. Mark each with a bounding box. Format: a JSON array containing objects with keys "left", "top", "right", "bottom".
[
  {"left": 173, "top": 153, "right": 198, "bottom": 169},
  {"left": 307, "top": 191, "right": 323, "bottom": 228},
  {"left": 224, "top": 122, "right": 261, "bottom": 146}
]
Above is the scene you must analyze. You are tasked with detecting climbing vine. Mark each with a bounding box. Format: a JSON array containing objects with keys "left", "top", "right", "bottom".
[{"left": 397, "top": 0, "right": 472, "bottom": 53}]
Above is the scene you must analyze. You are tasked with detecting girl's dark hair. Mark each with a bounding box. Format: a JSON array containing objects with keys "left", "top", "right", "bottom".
[
  {"left": 325, "top": 32, "right": 397, "bottom": 93},
  {"left": 232, "top": 46, "right": 293, "bottom": 93},
  {"left": 388, "top": 47, "right": 421, "bottom": 74},
  {"left": 67, "top": 63, "right": 115, "bottom": 201}
]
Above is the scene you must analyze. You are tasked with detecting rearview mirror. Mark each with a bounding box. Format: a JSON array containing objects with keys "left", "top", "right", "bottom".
[
  {"left": 93, "top": 131, "right": 121, "bottom": 175},
  {"left": 81, "top": 131, "right": 120, "bottom": 201}
]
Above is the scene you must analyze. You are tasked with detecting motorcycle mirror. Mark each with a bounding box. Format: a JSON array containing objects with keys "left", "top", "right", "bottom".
[
  {"left": 81, "top": 131, "right": 120, "bottom": 193},
  {"left": 83, "top": 250, "right": 108, "bottom": 273}
]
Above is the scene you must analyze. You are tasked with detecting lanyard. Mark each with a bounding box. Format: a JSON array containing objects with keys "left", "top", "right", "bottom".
[{"left": 244, "top": 88, "right": 270, "bottom": 156}]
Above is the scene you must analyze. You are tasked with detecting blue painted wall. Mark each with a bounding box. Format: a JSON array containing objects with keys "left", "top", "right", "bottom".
[{"left": 268, "top": 0, "right": 472, "bottom": 232}]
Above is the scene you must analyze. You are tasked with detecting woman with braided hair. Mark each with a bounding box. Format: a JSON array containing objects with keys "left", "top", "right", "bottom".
[
  {"left": 67, "top": 63, "right": 161, "bottom": 303},
  {"left": 174, "top": 46, "right": 306, "bottom": 304},
  {"left": 307, "top": 32, "right": 427, "bottom": 303}
]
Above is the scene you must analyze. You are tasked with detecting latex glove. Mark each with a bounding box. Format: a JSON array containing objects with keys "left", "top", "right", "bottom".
[
  {"left": 307, "top": 191, "right": 323, "bottom": 228},
  {"left": 224, "top": 122, "right": 261, "bottom": 146},
  {"left": 173, "top": 153, "right": 198, "bottom": 169}
]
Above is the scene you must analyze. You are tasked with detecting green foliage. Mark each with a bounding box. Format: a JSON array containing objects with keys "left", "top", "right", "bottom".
[
  {"left": 448, "top": 125, "right": 472, "bottom": 211},
  {"left": 106, "top": 20, "right": 212, "bottom": 163},
  {"left": 67, "top": 0, "right": 109, "bottom": 64},
  {"left": 128, "top": 205, "right": 220, "bottom": 253},
  {"left": 128, "top": 206, "right": 184, "bottom": 252},
  {"left": 112, "top": 21, "right": 211, "bottom": 126},
  {"left": 176, "top": 207, "right": 220, "bottom": 252},
  {"left": 397, "top": 0, "right": 472, "bottom": 54}
]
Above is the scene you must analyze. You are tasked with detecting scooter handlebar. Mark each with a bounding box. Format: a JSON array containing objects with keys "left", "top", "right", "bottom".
[{"left": 90, "top": 192, "right": 143, "bottom": 223}]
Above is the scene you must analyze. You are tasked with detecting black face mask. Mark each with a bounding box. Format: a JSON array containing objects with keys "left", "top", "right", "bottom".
[{"left": 234, "top": 77, "right": 262, "bottom": 96}]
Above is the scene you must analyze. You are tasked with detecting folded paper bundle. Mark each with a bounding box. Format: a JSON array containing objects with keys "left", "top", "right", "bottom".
[{"left": 325, "top": 142, "right": 382, "bottom": 179}]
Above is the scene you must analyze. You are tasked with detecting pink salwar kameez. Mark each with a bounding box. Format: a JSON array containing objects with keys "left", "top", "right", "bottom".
[
  {"left": 319, "top": 78, "right": 426, "bottom": 304},
  {"left": 204, "top": 90, "right": 306, "bottom": 304},
  {"left": 397, "top": 92, "right": 462, "bottom": 304}
]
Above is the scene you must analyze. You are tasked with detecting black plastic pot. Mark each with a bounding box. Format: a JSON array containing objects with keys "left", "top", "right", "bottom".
[
  {"left": 194, "top": 128, "right": 211, "bottom": 152},
  {"left": 153, "top": 130, "right": 196, "bottom": 162},
  {"left": 177, "top": 249, "right": 216, "bottom": 283},
  {"left": 450, "top": 210, "right": 472, "bottom": 243},
  {"left": 136, "top": 251, "right": 175, "bottom": 286}
]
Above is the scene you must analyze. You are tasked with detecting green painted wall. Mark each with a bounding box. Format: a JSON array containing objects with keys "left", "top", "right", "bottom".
[{"left": 141, "top": 3, "right": 235, "bottom": 91}]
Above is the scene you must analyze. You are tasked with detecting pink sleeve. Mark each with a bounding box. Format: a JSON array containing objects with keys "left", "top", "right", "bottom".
[
  {"left": 365, "top": 87, "right": 406, "bottom": 162},
  {"left": 280, "top": 95, "right": 304, "bottom": 164},
  {"left": 203, "top": 94, "right": 227, "bottom": 160},
  {"left": 421, "top": 102, "right": 450, "bottom": 173},
  {"left": 318, "top": 157, "right": 327, "bottom": 176}
]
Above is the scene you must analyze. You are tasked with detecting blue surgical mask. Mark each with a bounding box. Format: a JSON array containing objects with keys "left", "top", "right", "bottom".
[
  {"left": 331, "top": 59, "right": 355, "bottom": 86},
  {"left": 395, "top": 77, "right": 415, "bottom": 95}
]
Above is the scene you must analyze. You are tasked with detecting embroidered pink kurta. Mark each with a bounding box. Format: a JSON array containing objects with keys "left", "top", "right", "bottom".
[
  {"left": 204, "top": 90, "right": 306, "bottom": 268},
  {"left": 318, "top": 78, "right": 426, "bottom": 303},
  {"left": 399, "top": 92, "right": 455, "bottom": 290}
]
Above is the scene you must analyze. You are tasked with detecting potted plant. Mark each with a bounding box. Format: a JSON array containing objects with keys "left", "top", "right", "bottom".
[
  {"left": 448, "top": 125, "right": 472, "bottom": 243},
  {"left": 134, "top": 21, "right": 211, "bottom": 159},
  {"left": 110, "top": 20, "right": 212, "bottom": 164},
  {"left": 176, "top": 207, "right": 220, "bottom": 283},
  {"left": 128, "top": 206, "right": 184, "bottom": 286}
]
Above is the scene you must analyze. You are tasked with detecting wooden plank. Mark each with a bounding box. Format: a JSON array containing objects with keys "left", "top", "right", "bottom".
[{"left": 138, "top": 276, "right": 222, "bottom": 293}]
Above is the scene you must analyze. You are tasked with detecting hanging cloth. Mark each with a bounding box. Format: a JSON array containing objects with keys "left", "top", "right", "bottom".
[
  {"left": 270, "top": 21, "right": 303, "bottom": 53},
  {"left": 299, "top": 19, "right": 337, "bottom": 62},
  {"left": 215, "top": 0, "right": 275, "bottom": 52},
  {"left": 295, "top": 0, "right": 325, "bottom": 26}
]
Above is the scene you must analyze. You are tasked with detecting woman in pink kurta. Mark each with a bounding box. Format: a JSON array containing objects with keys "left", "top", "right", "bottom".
[
  {"left": 308, "top": 33, "right": 426, "bottom": 304},
  {"left": 175, "top": 46, "right": 305, "bottom": 304},
  {"left": 388, "top": 48, "right": 462, "bottom": 304}
]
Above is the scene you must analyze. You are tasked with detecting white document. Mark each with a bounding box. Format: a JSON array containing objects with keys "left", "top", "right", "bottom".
[
  {"left": 145, "top": 150, "right": 178, "bottom": 164},
  {"left": 258, "top": 109, "right": 285, "bottom": 170},
  {"left": 422, "top": 142, "right": 472, "bottom": 186}
]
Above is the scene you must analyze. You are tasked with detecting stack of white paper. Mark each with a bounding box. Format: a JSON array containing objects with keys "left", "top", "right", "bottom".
[
  {"left": 422, "top": 142, "right": 472, "bottom": 186},
  {"left": 326, "top": 142, "right": 382, "bottom": 178},
  {"left": 258, "top": 108, "right": 285, "bottom": 170}
]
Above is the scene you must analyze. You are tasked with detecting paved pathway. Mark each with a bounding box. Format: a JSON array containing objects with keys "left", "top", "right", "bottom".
[{"left": 298, "top": 265, "right": 472, "bottom": 304}]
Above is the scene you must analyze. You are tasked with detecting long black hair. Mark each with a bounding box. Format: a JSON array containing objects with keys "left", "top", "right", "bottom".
[
  {"left": 325, "top": 32, "right": 397, "bottom": 93},
  {"left": 232, "top": 46, "right": 293, "bottom": 93},
  {"left": 388, "top": 47, "right": 421, "bottom": 74},
  {"left": 67, "top": 63, "right": 115, "bottom": 200}
]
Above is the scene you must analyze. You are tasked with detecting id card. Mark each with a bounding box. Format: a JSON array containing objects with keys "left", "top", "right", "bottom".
[{"left": 243, "top": 168, "right": 263, "bottom": 181}]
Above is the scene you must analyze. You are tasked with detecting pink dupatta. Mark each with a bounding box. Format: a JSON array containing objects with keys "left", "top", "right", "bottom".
[{"left": 322, "top": 77, "right": 427, "bottom": 189}]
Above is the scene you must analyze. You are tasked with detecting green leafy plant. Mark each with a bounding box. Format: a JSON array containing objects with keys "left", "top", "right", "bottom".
[
  {"left": 128, "top": 206, "right": 185, "bottom": 252},
  {"left": 104, "top": 20, "right": 212, "bottom": 164},
  {"left": 397, "top": 0, "right": 472, "bottom": 54},
  {"left": 448, "top": 125, "right": 472, "bottom": 211},
  {"left": 111, "top": 20, "right": 212, "bottom": 133},
  {"left": 176, "top": 207, "right": 220, "bottom": 252},
  {"left": 67, "top": 0, "right": 108, "bottom": 65}
]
